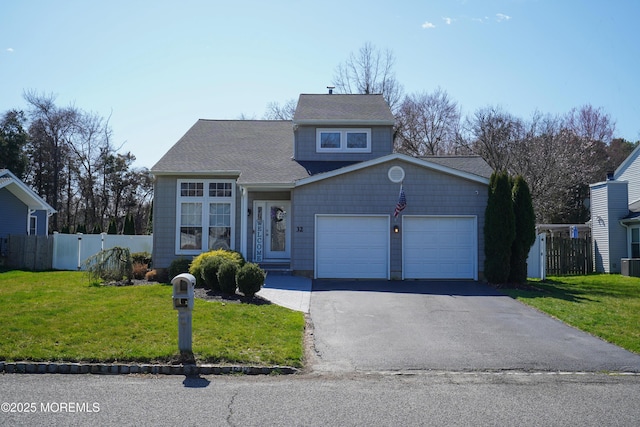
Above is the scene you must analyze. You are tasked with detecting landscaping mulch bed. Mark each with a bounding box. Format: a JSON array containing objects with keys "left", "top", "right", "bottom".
[{"left": 102, "top": 279, "right": 271, "bottom": 305}]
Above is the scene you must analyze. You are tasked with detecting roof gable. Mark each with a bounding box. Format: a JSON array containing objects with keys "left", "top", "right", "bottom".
[
  {"left": 615, "top": 143, "right": 640, "bottom": 179},
  {"left": 293, "top": 94, "right": 395, "bottom": 125},
  {"left": 295, "top": 154, "right": 491, "bottom": 187},
  {"left": 0, "top": 169, "right": 56, "bottom": 213}
]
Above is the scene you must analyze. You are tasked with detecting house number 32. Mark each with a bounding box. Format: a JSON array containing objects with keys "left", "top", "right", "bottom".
[{"left": 296, "top": 226, "right": 304, "bottom": 232}]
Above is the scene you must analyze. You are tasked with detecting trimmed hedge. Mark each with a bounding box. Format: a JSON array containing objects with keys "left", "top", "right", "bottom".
[
  {"left": 190, "top": 249, "right": 245, "bottom": 287},
  {"left": 237, "top": 263, "right": 266, "bottom": 298},
  {"left": 217, "top": 261, "right": 238, "bottom": 295}
]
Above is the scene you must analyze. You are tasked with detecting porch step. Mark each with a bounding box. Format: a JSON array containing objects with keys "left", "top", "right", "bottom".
[{"left": 259, "top": 262, "right": 292, "bottom": 274}]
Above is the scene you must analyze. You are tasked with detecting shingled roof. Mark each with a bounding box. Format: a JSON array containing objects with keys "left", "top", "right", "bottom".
[
  {"left": 421, "top": 156, "right": 494, "bottom": 179},
  {"left": 293, "top": 94, "right": 395, "bottom": 125},
  {"left": 151, "top": 120, "right": 310, "bottom": 185}
]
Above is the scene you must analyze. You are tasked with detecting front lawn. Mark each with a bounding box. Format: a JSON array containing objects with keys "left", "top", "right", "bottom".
[
  {"left": 503, "top": 274, "right": 640, "bottom": 354},
  {"left": 0, "top": 270, "right": 305, "bottom": 366}
]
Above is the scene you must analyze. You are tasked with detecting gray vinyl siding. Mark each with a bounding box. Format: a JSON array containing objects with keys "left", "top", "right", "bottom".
[
  {"left": 591, "top": 181, "right": 629, "bottom": 273},
  {"left": 152, "top": 176, "right": 178, "bottom": 270},
  {"left": 616, "top": 152, "right": 640, "bottom": 203},
  {"left": 152, "top": 175, "right": 243, "bottom": 270},
  {"left": 290, "top": 160, "right": 488, "bottom": 278},
  {"left": 293, "top": 125, "right": 394, "bottom": 162}
]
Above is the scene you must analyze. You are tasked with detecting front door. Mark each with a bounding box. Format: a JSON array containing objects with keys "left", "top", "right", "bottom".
[{"left": 254, "top": 201, "right": 291, "bottom": 260}]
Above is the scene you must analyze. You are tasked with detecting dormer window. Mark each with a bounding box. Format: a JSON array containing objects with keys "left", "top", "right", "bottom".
[{"left": 316, "top": 128, "right": 371, "bottom": 153}]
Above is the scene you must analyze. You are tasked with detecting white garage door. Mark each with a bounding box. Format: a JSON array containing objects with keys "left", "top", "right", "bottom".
[
  {"left": 403, "top": 216, "right": 477, "bottom": 280},
  {"left": 316, "top": 215, "right": 389, "bottom": 279}
]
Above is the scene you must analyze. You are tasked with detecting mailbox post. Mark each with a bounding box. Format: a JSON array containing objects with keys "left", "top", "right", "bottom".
[{"left": 171, "top": 273, "right": 195, "bottom": 353}]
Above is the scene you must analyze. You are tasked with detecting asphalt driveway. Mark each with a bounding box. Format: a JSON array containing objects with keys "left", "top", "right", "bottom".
[{"left": 309, "top": 280, "right": 640, "bottom": 373}]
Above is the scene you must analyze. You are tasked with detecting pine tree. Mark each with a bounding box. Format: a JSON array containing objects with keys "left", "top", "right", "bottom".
[
  {"left": 107, "top": 218, "right": 118, "bottom": 235},
  {"left": 484, "top": 172, "right": 515, "bottom": 284},
  {"left": 123, "top": 213, "right": 135, "bottom": 235},
  {"left": 509, "top": 176, "right": 536, "bottom": 284}
]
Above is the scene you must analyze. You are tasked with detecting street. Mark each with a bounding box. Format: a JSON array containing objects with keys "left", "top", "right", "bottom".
[{"left": 1, "top": 372, "right": 639, "bottom": 426}]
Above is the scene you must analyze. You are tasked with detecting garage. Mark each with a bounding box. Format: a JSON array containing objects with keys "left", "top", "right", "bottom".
[
  {"left": 403, "top": 216, "right": 477, "bottom": 280},
  {"left": 316, "top": 215, "right": 389, "bottom": 279}
]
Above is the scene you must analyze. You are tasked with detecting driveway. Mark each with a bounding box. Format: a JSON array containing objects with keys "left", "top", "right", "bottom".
[{"left": 309, "top": 280, "right": 640, "bottom": 373}]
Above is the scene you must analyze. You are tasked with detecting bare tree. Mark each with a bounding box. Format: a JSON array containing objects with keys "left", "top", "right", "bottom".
[
  {"left": 333, "top": 42, "right": 403, "bottom": 111},
  {"left": 395, "top": 88, "right": 461, "bottom": 155},
  {"left": 565, "top": 104, "right": 615, "bottom": 145},
  {"left": 264, "top": 99, "right": 297, "bottom": 120},
  {"left": 458, "top": 106, "right": 523, "bottom": 172},
  {"left": 23, "top": 90, "right": 79, "bottom": 229}
]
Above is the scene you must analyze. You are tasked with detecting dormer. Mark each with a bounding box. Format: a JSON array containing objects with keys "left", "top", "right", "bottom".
[{"left": 292, "top": 94, "right": 395, "bottom": 163}]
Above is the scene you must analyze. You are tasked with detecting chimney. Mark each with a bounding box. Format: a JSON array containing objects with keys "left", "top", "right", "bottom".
[{"left": 327, "top": 86, "right": 335, "bottom": 95}]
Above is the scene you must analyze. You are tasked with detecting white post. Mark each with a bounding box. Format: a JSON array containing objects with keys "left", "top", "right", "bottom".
[{"left": 77, "top": 233, "right": 83, "bottom": 270}]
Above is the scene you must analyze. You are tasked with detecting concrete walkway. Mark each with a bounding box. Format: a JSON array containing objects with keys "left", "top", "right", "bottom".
[{"left": 257, "top": 272, "right": 312, "bottom": 313}]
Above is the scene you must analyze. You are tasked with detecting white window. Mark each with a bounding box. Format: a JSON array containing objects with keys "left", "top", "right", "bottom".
[
  {"left": 176, "top": 180, "right": 235, "bottom": 254},
  {"left": 29, "top": 215, "right": 37, "bottom": 235},
  {"left": 316, "top": 128, "right": 371, "bottom": 153}
]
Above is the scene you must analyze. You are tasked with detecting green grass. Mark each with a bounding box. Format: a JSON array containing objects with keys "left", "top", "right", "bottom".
[
  {"left": 0, "top": 270, "right": 305, "bottom": 366},
  {"left": 503, "top": 274, "right": 640, "bottom": 354}
]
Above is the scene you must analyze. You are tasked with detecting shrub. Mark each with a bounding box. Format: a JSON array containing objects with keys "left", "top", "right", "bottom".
[
  {"left": 132, "top": 262, "right": 148, "bottom": 280},
  {"left": 200, "top": 256, "right": 225, "bottom": 290},
  {"left": 83, "top": 246, "right": 133, "bottom": 284},
  {"left": 190, "top": 249, "right": 245, "bottom": 287},
  {"left": 236, "top": 263, "right": 266, "bottom": 298},
  {"left": 132, "top": 252, "right": 152, "bottom": 266},
  {"left": 168, "top": 257, "right": 192, "bottom": 281},
  {"left": 217, "top": 261, "right": 238, "bottom": 295},
  {"left": 145, "top": 269, "right": 159, "bottom": 282}
]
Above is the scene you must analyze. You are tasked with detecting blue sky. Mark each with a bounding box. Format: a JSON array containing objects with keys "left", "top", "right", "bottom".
[{"left": 1, "top": 0, "right": 639, "bottom": 169}]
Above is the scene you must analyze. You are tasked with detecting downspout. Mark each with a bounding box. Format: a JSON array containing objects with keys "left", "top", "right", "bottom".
[{"left": 240, "top": 185, "right": 248, "bottom": 260}]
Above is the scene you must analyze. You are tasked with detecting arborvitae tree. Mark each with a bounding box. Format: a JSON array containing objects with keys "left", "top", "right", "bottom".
[
  {"left": 508, "top": 176, "right": 536, "bottom": 284},
  {"left": 146, "top": 201, "right": 153, "bottom": 235},
  {"left": 123, "top": 213, "right": 135, "bottom": 235},
  {"left": 484, "top": 171, "right": 516, "bottom": 284},
  {"left": 76, "top": 224, "right": 87, "bottom": 234},
  {"left": 91, "top": 224, "right": 103, "bottom": 234},
  {"left": 107, "top": 218, "right": 118, "bottom": 235}
]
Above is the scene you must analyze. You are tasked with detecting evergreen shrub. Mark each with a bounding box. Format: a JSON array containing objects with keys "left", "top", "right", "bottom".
[
  {"left": 236, "top": 263, "right": 266, "bottom": 298},
  {"left": 217, "top": 261, "right": 238, "bottom": 295}
]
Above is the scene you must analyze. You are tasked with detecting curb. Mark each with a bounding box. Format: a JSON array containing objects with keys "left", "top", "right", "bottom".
[{"left": 0, "top": 361, "right": 298, "bottom": 376}]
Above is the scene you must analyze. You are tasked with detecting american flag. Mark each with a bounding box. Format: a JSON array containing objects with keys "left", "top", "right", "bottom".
[{"left": 394, "top": 185, "right": 407, "bottom": 217}]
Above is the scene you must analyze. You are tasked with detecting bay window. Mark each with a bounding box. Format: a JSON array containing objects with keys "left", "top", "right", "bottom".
[{"left": 177, "top": 180, "right": 235, "bottom": 254}]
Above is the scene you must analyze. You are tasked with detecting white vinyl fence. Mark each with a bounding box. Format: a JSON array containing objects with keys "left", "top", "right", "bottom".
[
  {"left": 526, "top": 233, "right": 546, "bottom": 280},
  {"left": 52, "top": 233, "right": 153, "bottom": 271}
]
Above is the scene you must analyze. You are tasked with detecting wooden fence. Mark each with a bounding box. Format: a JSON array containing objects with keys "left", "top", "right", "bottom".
[
  {"left": 546, "top": 235, "right": 593, "bottom": 275},
  {"left": 6, "top": 235, "right": 53, "bottom": 271},
  {"left": 4, "top": 233, "right": 152, "bottom": 271}
]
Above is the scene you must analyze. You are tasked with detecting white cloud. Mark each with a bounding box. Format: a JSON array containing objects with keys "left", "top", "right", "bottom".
[
  {"left": 443, "top": 17, "right": 453, "bottom": 25},
  {"left": 421, "top": 21, "right": 436, "bottom": 29},
  {"left": 496, "top": 13, "right": 511, "bottom": 22},
  {"left": 6, "top": 48, "right": 14, "bottom": 53}
]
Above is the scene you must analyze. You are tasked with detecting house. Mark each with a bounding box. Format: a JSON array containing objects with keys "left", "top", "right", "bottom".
[
  {"left": 590, "top": 144, "right": 640, "bottom": 273},
  {"left": 151, "top": 93, "right": 492, "bottom": 280},
  {"left": 0, "top": 169, "right": 55, "bottom": 257}
]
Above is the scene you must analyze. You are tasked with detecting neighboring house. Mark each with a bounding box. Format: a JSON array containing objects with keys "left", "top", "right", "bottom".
[
  {"left": 590, "top": 144, "right": 640, "bottom": 273},
  {"left": 0, "top": 169, "right": 55, "bottom": 256},
  {"left": 151, "top": 93, "right": 492, "bottom": 280}
]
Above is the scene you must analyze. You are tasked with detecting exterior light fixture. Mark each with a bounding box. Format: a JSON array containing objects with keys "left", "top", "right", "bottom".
[{"left": 393, "top": 225, "right": 399, "bottom": 234}]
